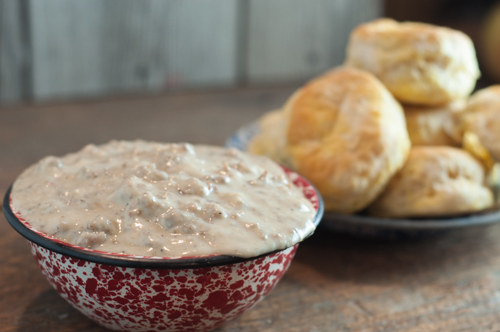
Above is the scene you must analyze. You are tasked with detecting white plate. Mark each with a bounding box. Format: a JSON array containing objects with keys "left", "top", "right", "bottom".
[{"left": 226, "top": 121, "right": 500, "bottom": 239}]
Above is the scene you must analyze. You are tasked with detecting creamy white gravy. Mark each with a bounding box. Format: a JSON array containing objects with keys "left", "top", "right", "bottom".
[{"left": 11, "top": 141, "right": 316, "bottom": 258}]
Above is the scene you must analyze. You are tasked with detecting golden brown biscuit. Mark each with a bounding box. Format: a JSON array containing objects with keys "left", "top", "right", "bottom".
[
  {"left": 462, "top": 131, "right": 496, "bottom": 170},
  {"left": 247, "top": 109, "right": 292, "bottom": 168},
  {"left": 404, "top": 100, "right": 465, "bottom": 146},
  {"left": 345, "top": 19, "right": 480, "bottom": 106},
  {"left": 369, "top": 146, "right": 494, "bottom": 218},
  {"left": 286, "top": 67, "right": 411, "bottom": 213},
  {"left": 461, "top": 85, "right": 500, "bottom": 161},
  {"left": 247, "top": 90, "right": 303, "bottom": 168}
]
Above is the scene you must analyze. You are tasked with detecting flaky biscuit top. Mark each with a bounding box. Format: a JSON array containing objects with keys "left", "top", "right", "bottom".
[
  {"left": 285, "top": 67, "right": 411, "bottom": 213},
  {"left": 345, "top": 19, "right": 480, "bottom": 106},
  {"left": 369, "top": 146, "right": 493, "bottom": 218}
]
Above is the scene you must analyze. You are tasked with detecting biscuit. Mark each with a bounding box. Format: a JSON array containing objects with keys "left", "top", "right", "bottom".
[
  {"left": 247, "top": 109, "right": 292, "bottom": 168},
  {"left": 462, "top": 131, "right": 496, "bottom": 170},
  {"left": 345, "top": 19, "right": 480, "bottom": 106},
  {"left": 247, "top": 90, "right": 304, "bottom": 168},
  {"left": 461, "top": 85, "right": 500, "bottom": 161},
  {"left": 285, "top": 67, "right": 411, "bottom": 213},
  {"left": 404, "top": 100, "right": 465, "bottom": 146},
  {"left": 369, "top": 146, "right": 494, "bottom": 218}
]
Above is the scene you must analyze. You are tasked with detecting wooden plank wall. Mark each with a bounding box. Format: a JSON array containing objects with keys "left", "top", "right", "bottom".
[
  {"left": 29, "top": 0, "right": 239, "bottom": 101},
  {"left": 246, "top": 0, "right": 382, "bottom": 83},
  {"left": 0, "top": 0, "right": 29, "bottom": 103},
  {"left": 0, "top": 0, "right": 382, "bottom": 104}
]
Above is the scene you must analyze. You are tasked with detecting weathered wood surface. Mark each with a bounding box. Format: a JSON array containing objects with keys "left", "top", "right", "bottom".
[
  {"left": 0, "top": 0, "right": 28, "bottom": 104},
  {"left": 2, "top": 89, "right": 500, "bottom": 332},
  {"left": 245, "top": 0, "right": 382, "bottom": 84},
  {"left": 29, "top": 0, "right": 239, "bottom": 101},
  {"left": 1, "top": 0, "right": 382, "bottom": 104}
]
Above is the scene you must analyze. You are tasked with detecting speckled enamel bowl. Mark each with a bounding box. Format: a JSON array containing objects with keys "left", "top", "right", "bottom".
[{"left": 3, "top": 169, "right": 323, "bottom": 332}]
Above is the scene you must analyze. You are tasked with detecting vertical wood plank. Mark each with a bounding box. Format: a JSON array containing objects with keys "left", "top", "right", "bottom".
[
  {"left": 29, "top": 0, "right": 239, "bottom": 102},
  {"left": 0, "top": 0, "right": 29, "bottom": 104},
  {"left": 160, "top": 1, "right": 239, "bottom": 89},
  {"left": 6, "top": 0, "right": 383, "bottom": 103},
  {"left": 30, "top": 0, "right": 105, "bottom": 100},
  {"left": 245, "top": 0, "right": 383, "bottom": 84}
]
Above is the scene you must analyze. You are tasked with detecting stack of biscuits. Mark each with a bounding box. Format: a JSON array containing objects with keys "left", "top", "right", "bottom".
[{"left": 248, "top": 18, "right": 499, "bottom": 218}]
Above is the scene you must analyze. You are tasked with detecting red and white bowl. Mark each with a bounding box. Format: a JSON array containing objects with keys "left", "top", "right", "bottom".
[{"left": 3, "top": 169, "right": 323, "bottom": 332}]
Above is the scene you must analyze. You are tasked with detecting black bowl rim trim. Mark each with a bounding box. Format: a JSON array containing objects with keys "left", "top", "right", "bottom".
[{"left": 3, "top": 179, "right": 324, "bottom": 269}]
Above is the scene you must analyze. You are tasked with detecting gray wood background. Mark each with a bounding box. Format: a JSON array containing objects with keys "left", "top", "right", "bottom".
[{"left": 0, "top": 0, "right": 382, "bottom": 104}]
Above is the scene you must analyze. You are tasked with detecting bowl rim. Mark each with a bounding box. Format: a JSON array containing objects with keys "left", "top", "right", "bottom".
[{"left": 3, "top": 171, "right": 324, "bottom": 269}]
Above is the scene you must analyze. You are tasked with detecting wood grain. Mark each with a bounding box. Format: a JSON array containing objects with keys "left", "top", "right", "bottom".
[
  {"left": 29, "top": 0, "right": 239, "bottom": 101},
  {"left": 2, "top": 89, "right": 500, "bottom": 332},
  {"left": 1, "top": 0, "right": 384, "bottom": 104},
  {"left": 0, "top": 0, "right": 29, "bottom": 104},
  {"left": 245, "top": 0, "right": 382, "bottom": 84}
]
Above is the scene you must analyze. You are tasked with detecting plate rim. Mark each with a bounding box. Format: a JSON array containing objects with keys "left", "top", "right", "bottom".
[{"left": 226, "top": 120, "right": 500, "bottom": 232}]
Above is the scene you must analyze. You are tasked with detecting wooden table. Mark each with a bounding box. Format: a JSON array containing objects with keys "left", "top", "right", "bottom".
[{"left": 2, "top": 88, "right": 500, "bottom": 332}]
